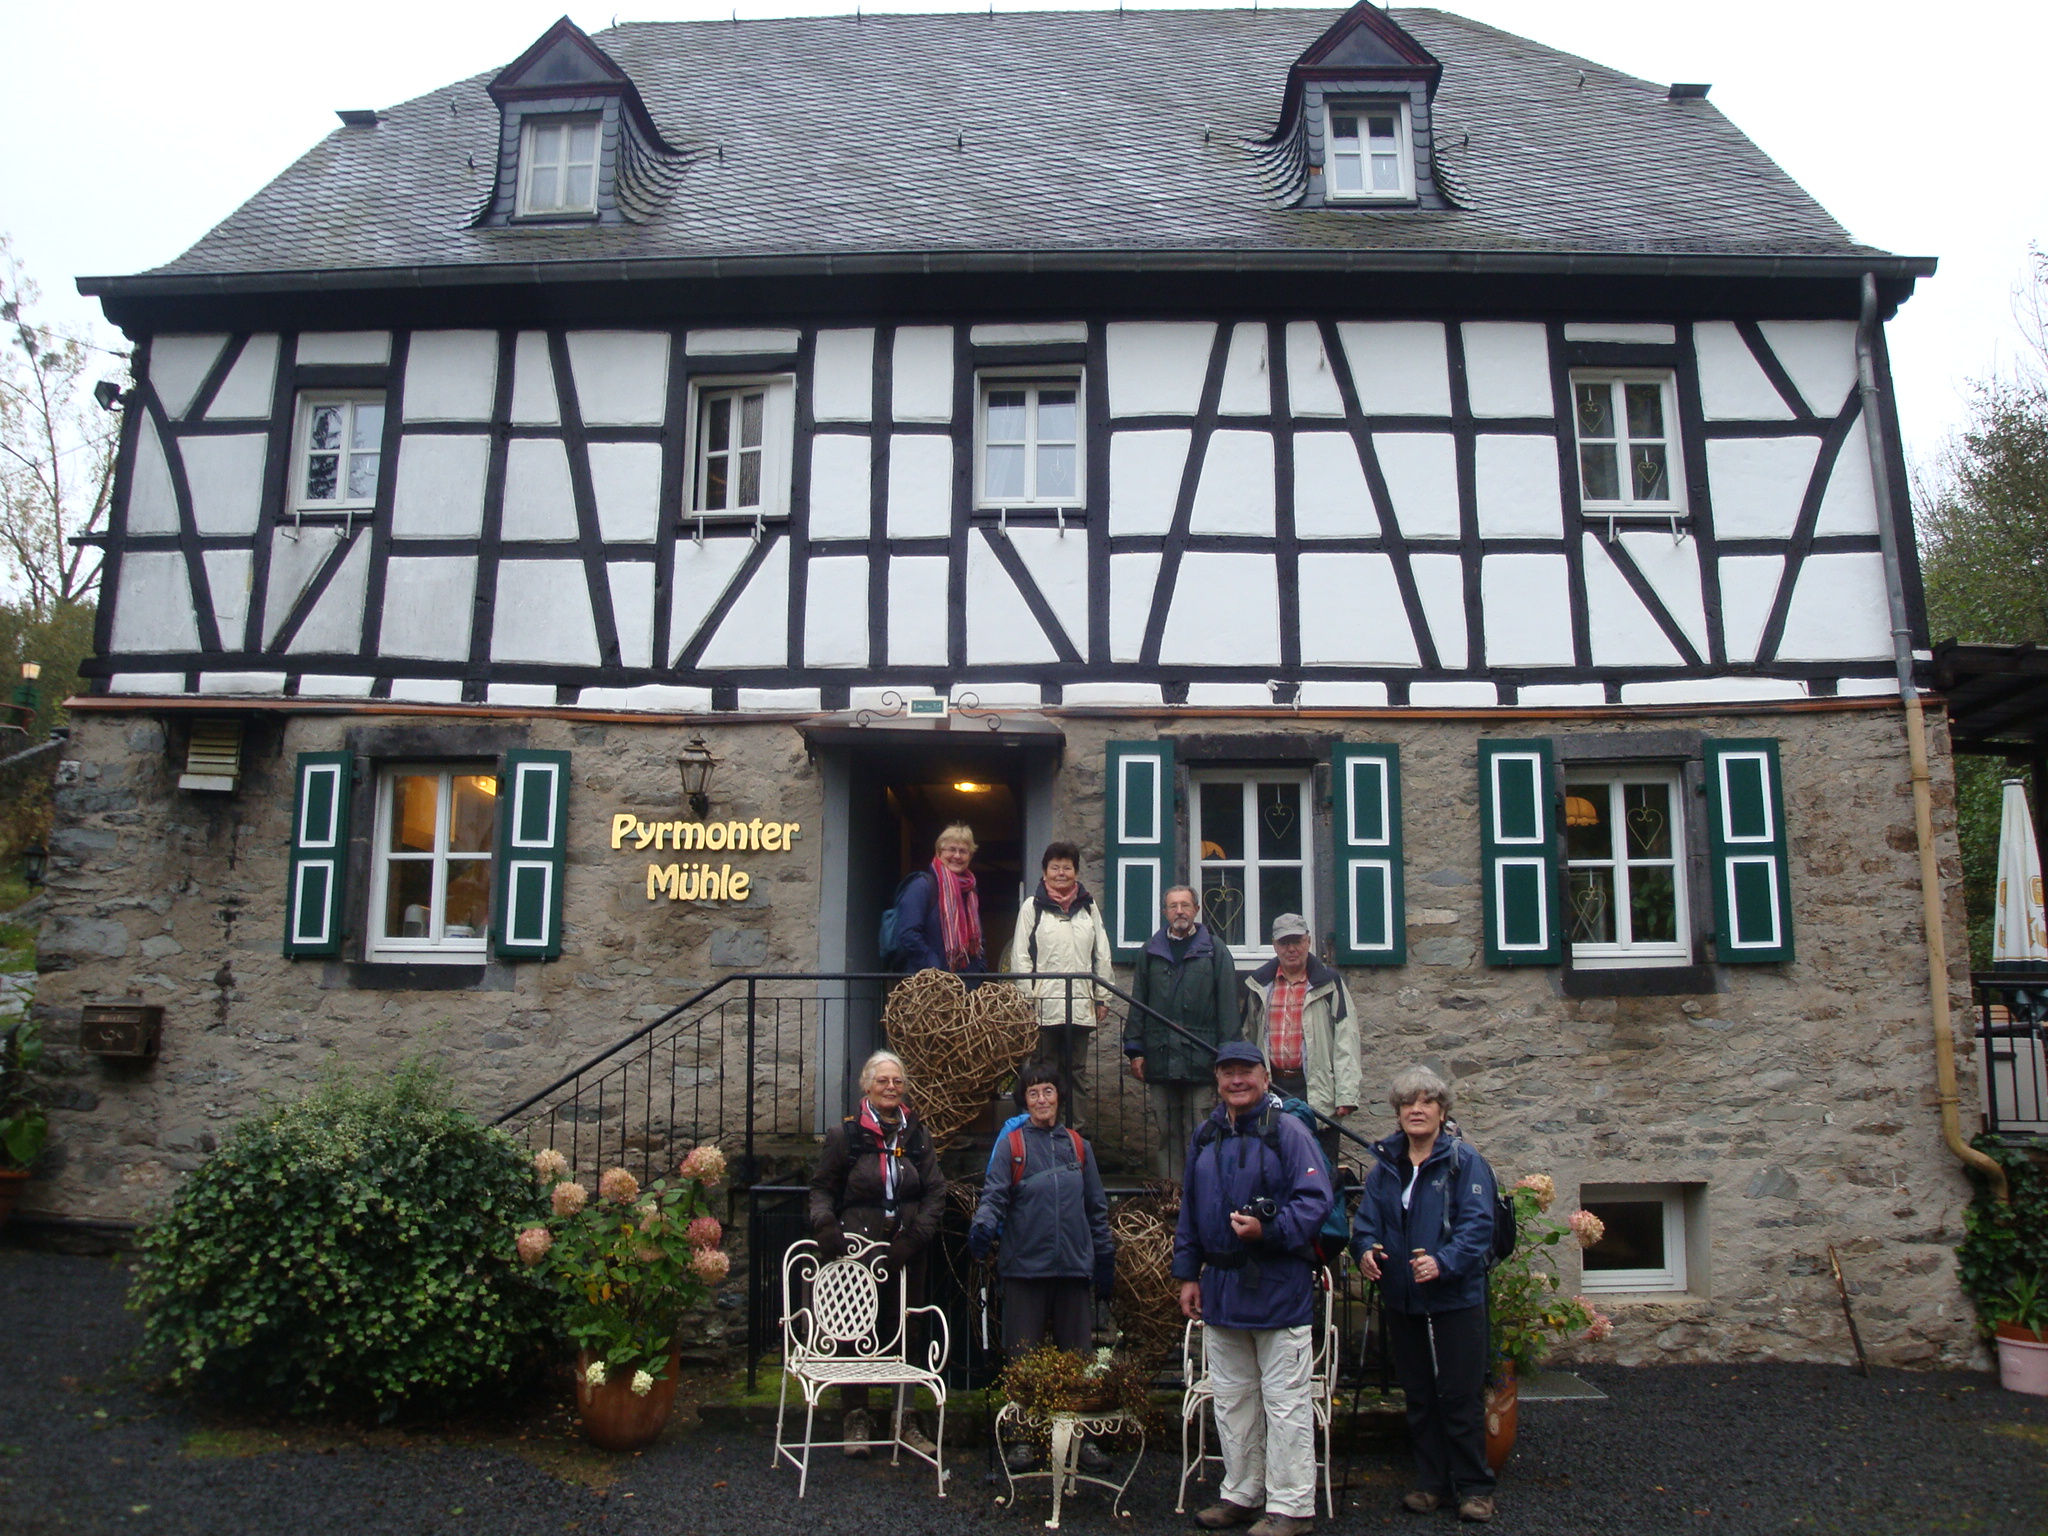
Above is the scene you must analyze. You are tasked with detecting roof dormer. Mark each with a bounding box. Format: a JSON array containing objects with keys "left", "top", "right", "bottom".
[{"left": 473, "top": 17, "right": 691, "bottom": 229}]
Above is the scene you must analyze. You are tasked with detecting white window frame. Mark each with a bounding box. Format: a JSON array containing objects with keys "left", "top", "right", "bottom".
[
  {"left": 1570, "top": 370, "right": 1687, "bottom": 517},
  {"left": 1564, "top": 766, "right": 1691, "bottom": 969},
  {"left": 289, "top": 392, "right": 385, "bottom": 512},
  {"left": 1578, "top": 1182, "right": 1689, "bottom": 1294},
  {"left": 366, "top": 763, "right": 498, "bottom": 965},
  {"left": 1190, "top": 771, "right": 1315, "bottom": 963},
  {"left": 1323, "top": 99, "right": 1414, "bottom": 203},
  {"left": 975, "top": 371, "right": 1086, "bottom": 510},
  {"left": 517, "top": 115, "right": 602, "bottom": 217},
  {"left": 682, "top": 374, "right": 796, "bottom": 533}
]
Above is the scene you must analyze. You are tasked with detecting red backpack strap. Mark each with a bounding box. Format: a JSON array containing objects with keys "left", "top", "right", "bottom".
[
  {"left": 1008, "top": 1126, "right": 1028, "bottom": 1185},
  {"left": 1067, "top": 1127, "right": 1085, "bottom": 1166}
]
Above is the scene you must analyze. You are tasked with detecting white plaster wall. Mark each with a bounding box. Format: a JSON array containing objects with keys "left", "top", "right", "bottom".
[
  {"left": 501, "top": 439, "right": 580, "bottom": 541},
  {"left": 1109, "top": 552, "right": 1162, "bottom": 662},
  {"left": 1619, "top": 677, "right": 1805, "bottom": 704},
  {"left": 261, "top": 527, "right": 346, "bottom": 646},
  {"left": 206, "top": 335, "right": 279, "bottom": 419},
  {"left": 378, "top": 557, "right": 477, "bottom": 661},
  {"left": 1188, "top": 430, "right": 1275, "bottom": 535},
  {"left": 886, "top": 435, "right": 953, "bottom": 538},
  {"left": 1411, "top": 681, "right": 1496, "bottom": 706},
  {"left": 1293, "top": 432, "right": 1379, "bottom": 538},
  {"left": 966, "top": 532, "right": 1059, "bottom": 665},
  {"left": 1408, "top": 552, "right": 1468, "bottom": 667},
  {"left": 1776, "top": 551, "right": 1891, "bottom": 661},
  {"left": 1007, "top": 527, "right": 1088, "bottom": 653},
  {"left": 1474, "top": 434, "right": 1564, "bottom": 538},
  {"left": 509, "top": 332, "right": 560, "bottom": 425},
  {"left": 180, "top": 435, "right": 268, "bottom": 536},
  {"left": 402, "top": 331, "right": 499, "bottom": 422},
  {"left": 1562, "top": 323, "right": 1676, "bottom": 344},
  {"left": 697, "top": 538, "right": 789, "bottom": 668},
  {"left": 1373, "top": 433, "right": 1458, "bottom": 538},
  {"left": 1717, "top": 554, "right": 1785, "bottom": 664},
  {"left": 808, "top": 435, "right": 872, "bottom": 539},
  {"left": 1285, "top": 321, "right": 1346, "bottom": 417},
  {"left": 587, "top": 441, "right": 664, "bottom": 542},
  {"left": 1297, "top": 552, "right": 1419, "bottom": 665},
  {"left": 107, "top": 674, "right": 185, "bottom": 694},
  {"left": 1757, "top": 320, "right": 1859, "bottom": 417},
  {"left": 1693, "top": 322, "right": 1794, "bottom": 420},
  {"left": 392, "top": 435, "right": 490, "bottom": 538},
  {"left": 1813, "top": 419, "right": 1880, "bottom": 536},
  {"left": 608, "top": 563, "right": 656, "bottom": 669},
  {"left": 891, "top": 328, "right": 954, "bottom": 422},
  {"left": 126, "top": 421, "right": 179, "bottom": 535},
  {"left": 1615, "top": 531, "right": 1710, "bottom": 657},
  {"left": 389, "top": 679, "right": 465, "bottom": 703},
  {"left": 1186, "top": 684, "right": 1272, "bottom": 706},
  {"left": 970, "top": 323, "right": 1087, "bottom": 346},
  {"left": 668, "top": 537, "right": 755, "bottom": 663},
  {"left": 297, "top": 332, "right": 390, "bottom": 366},
  {"left": 201, "top": 549, "right": 252, "bottom": 651},
  {"left": 812, "top": 329, "right": 875, "bottom": 422},
  {"left": 1218, "top": 323, "right": 1271, "bottom": 416},
  {"left": 1480, "top": 553, "right": 1573, "bottom": 666},
  {"left": 198, "top": 672, "right": 285, "bottom": 695},
  {"left": 1108, "top": 431, "right": 1188, "bottom": 535},
  {"left": 297, "top": 676, "right": 377, "bottom": 698},
  {"left": 685, "top": 329, "right": 800, "bottom": 356},
  {"left": 1338, "top": 322, "right": 1450, "bottom": 416},
  {"left": 289, "top": 535, "right": 371, "bottom": 655},
  {"left": 486, "top": 684, "right": 556, "bottom": 706},
  {"left": 1460, "top": 322, "right": 1553, "bottom": 417},
  {"left": 1106, "top": 322, "right": 1215, "bottom": 417},
  {"left": 1519, "top": 682, "right": 1607, "bottom": 705},
  {"left": 149, "top": 336, "right": 226, "bottom": 418},
  {"left": 1159, "top": 552, "right": 1279, "bottom": 665},
  {"left": 565, "top": 332, "right": 669, "bottom": 426},
  {"left": 1582, "top": 534, "right": 1683, "bottom": 667},
  {"left": 1706, "top": 437, "right": 1821, "bottom": 538},
  {"left": 577, "top": 683, "right": 714, "bottom": 711},
  {"left": 803, "top": 555, "right": 870, "bottom": 668},
  {"left": 1297, "top": 681, "right": 1390, "bottom": 707},
  {"left": 887, "top": 557, "right": 950, "bottom": 665}
]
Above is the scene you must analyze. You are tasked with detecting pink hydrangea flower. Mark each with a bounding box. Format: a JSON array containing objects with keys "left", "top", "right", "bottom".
[
  {"left": 516, "top": 1227, "right": 553, "bottom": 1266},
  {"left": 1513, "top": 1174, "right": 1556, "bottom": 1212},
  {"left": 1567, "top": 1209, "right": 1606, "bottom": 1248},
  {"left": 533, "top": 1148, "right": 569, "bottom": 1183},
  {"left": 692, "top": 1247, "right": 732, "bottom": 1284},
  {"left": 687, "top": 1216, "right": 723, "bottom": 1249},
  {"left": 633, "top": 1245, "right": 662, "bottom": 1264},
  {"left": 1577, "top": 1299, "right": 1615, "bottom": 1342},
  {"left": 637, "top": 1203, "right": 662, "bottom": 1234},
  {"left": 551, "top": 1181, "right": 589, "bottom": 1217},
  {"left": 678, "top": 1144, "right": 728, "bottom": 1185},
  {"left": 598, "top": 1167, "right": 640, "bottom": 1204}
]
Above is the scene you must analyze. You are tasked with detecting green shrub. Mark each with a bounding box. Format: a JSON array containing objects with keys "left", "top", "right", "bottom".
[
  {"left": 129, "top": 1057, "right": 549, "bottom": 1415},
  {"left": 1957, "top": 1135, "right": 2048, "bottom": 1333}
]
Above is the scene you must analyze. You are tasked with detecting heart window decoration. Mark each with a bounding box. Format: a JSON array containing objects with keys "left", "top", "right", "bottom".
[
  {"left": 1568, "top": 880, "right": 1609, "bottom": 942},
  {"left": 1203, "top": 884, "right": 1245, "bottom": 936},
  {"left": 1261, "top": 798, "right": 1296, "bottom": 846},
  {"left": 1626, "top": 804, "right": 1666, "bottom": 855}
]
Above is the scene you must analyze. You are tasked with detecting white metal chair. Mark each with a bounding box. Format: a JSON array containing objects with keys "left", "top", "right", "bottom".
[
  {"left": 774, "top": 1235, "right": 949, "bottom": 1498},
  {"left": 1176, "top": 1276, "right": 1340, "bottom": 1517}
]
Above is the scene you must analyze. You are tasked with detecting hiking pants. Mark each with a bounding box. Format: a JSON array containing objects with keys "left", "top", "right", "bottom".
[
  {"left": 1205, "top": 1323, "right": 1317, "bottom": 1519},
  {"left": 1383, "top": 1303, "right": 1495, "bottom": 1501}
]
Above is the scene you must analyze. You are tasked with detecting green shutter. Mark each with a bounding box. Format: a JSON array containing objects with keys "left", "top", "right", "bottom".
[
  {"left": 284, "top": 751, "right": 353, "bottom": 956},
  {"left": 1479, "top": 738, "right": 1560, "bottom": 965},
  {"left": 493, "top": 749, "right": 571, "bottom": 959},
  {"left": 1104, "top": 740, "right": 1176, "bottom": 961},
  {"left": 1703, "top": 738, "right": 1794, "bottom": 963},
  {"left": 1331, "top": 743, "right": 1404, "bottom": 964}
]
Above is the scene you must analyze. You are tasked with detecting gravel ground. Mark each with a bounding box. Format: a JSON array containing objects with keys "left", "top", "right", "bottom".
[{"left": 6, "top": 1246, "right": 2046, "bottom": 1536}]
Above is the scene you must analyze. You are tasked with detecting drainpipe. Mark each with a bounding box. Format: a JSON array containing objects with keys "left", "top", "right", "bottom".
[{"left": 1858, "top": 271, "right": 2008, "bottom": 1202}]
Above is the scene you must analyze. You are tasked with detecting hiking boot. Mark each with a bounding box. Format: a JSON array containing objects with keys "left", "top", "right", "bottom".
[
  {"left": 1194, "top": 1501, "right": 1261, "bottom": 1529},
  {"left": 899, "top": 1417, "right": 938, "bottom": 1459},
  {"left": 1248, "top": 1517, "right": 1313, "bottom": 1536},
  {"left": 1076, "top": 1440, "right": 1113, "bottom": 1474},
  {"left": 1457, "top": 1496, "right": 1496, "bottom": 1524},
  {"left": 1401, "top": 1492, "right": 1444, "bottom": 1514},
  {"left": 1005, "top": 1440, "right": 1043, "bottom": 1473},
  {"left": 841, "top": 1407, "right": 872, "bottom": 1458}
]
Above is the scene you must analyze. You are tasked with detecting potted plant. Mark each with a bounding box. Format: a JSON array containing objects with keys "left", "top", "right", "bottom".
[
  {"left": 0, "top": 1017, "right": 48, "bottom": 1226},
  {"left": 1985, "top": 1272, "right": 2048, "bottom": 1397},
  {"left": 1482, "top": 1174, "right": 1615, "bottom": 1469},
  {"left": 997, "top": 1344, "right": 1154, "bottom": 1446},
  {"left": 518, "top": 1142, "right": 732, "bottom": 1450}
]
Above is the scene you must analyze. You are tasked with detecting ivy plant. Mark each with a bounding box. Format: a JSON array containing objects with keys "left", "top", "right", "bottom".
[{"left": 1956, "top": 1134, "right": 2048, "bottom": 1334}]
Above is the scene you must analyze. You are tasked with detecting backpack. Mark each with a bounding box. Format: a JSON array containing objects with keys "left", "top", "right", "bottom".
[
  {"left": 1006, "top": 1123, "right": 1086, "bottom": 1184},
  {"left": 1192, "top": 1096, "right": 1351, "bottom": 1265},
  {"left": 1439, "top": 1138, "right": 1518, "bottom": 1269},
  {"left": 877, "top": 869, "right": 932, "bottom": 970}
]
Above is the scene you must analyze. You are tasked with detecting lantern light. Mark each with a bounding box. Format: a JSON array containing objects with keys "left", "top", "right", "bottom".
[{"left": 677, "top": 736, "right": 720, "bottom": 819}]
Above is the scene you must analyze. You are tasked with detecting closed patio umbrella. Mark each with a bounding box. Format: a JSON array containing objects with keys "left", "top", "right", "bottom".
[{"left": 1992, "top": 779, "right": 2048, "bottom": 970}]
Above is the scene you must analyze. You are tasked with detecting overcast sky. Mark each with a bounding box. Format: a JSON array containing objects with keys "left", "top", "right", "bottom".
[{"left": 5, "top": 0, "right": 2041, "bottom": 471}]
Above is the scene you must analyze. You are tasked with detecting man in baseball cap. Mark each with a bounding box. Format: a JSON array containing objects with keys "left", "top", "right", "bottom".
[{"left": 1242, "top": 914, "right": 1359, "bottom": 1167}]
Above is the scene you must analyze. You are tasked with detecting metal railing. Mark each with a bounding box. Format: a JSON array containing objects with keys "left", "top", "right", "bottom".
[{"left": 1975, "top": 972, "right": 2048, "bottom": 1136}]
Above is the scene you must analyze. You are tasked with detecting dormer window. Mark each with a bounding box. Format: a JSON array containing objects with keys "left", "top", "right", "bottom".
[
  {"left": 519, "top": 117, "right": 600, "bottom": 217},
  {"left": 1326, "top": 102, "right": 1412, "bottom": 201}
]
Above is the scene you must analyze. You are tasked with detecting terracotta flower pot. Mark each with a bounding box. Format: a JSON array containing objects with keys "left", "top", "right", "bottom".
[
  {"left": 574, "top": 1350, "right": 683, "bottom": 1451},
  {"left": 0, "top": 1168, "right": 29, "bottom": 1229},
  {"left": 1994, "top": 1324, "right": 2048, "bottom": 1397},
  {"left": 1484, "top": 1366, "right": 1519, "bottom": 1472}
]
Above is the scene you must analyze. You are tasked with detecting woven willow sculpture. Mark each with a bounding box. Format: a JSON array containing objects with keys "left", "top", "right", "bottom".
[
  {"left": 883, "top": 970, "right": 1039, "bottom": 1153},
  {"left": 1108, "top": 1185, "right": 1185, "bottom": 1374}
]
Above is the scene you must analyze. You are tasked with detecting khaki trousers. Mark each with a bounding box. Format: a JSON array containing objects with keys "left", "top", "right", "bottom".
[{"left": 1205, "top": 1323, "right": 1317, "bottom": 1519}]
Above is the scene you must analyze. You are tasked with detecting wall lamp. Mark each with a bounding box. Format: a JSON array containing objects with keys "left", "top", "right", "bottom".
[
  {"left": 677, "top": 735, "right": 720, "bottom": 819},
  {"left": 21, "top": 843, "right": 45, "bottom": 888}
]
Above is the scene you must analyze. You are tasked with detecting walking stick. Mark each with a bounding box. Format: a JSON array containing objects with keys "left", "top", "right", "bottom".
[
  {"left": 1414, "top": 1251, "right": 1441, "bottom": 1380},
  {"left": 1827, "top": 1244, "right": 1870, "bottom": 1376}
]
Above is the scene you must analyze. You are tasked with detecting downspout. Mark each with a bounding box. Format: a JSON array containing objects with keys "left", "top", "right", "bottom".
[{"left": 1858, "top": 271, "right": 2008, "bottom": 1201}]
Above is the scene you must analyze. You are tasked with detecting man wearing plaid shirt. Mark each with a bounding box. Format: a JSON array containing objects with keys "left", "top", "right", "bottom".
[{"left": 1242, "top": 913, "right": 1360, "bottom": 1165}]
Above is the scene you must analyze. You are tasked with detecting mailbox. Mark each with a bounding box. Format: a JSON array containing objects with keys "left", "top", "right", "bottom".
[{"left": 79, "top": 1002, "right": 164, "bottom": 1059}]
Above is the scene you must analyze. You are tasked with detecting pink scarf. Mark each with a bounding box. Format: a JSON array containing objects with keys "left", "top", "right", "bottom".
[{"left": 931, "top": 857, "right": 983, "bottom": 970}]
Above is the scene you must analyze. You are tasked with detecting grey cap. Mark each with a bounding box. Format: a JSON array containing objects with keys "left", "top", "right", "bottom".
[
  {"left": 1213, "top": 1041, "right": 1267, "bottom": 1070},
  {"left": 1270, "top": 912, "right": 1311, "bottom": 940}
]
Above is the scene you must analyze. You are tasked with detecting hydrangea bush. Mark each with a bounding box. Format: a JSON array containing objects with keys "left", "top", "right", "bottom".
[
  {"left": 128, "top": 1058, "right": 547, "bottom": 1414},
  {"left": 519, "top": 1142, "right": 730, "bottom": 1384},
  {"left": 1489, "top": 1173, "right": 1615, "bottom": 1375}
]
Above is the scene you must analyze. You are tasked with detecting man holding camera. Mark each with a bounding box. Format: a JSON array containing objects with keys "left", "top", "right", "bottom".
[{"left": 1173, "top": 1042, "right": 1334, "bottom": 1536}]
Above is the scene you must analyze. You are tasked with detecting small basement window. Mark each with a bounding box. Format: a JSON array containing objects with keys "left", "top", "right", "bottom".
[
  {"left": 1572, "top": 372, "right": 1685, "bottom": 516},
  {"left": 977, "top": 376, "right": 1083, "bottom": 508},
  {"left": 367, "top": 764, "right": 498, "bottom": 963},
  {"left": 1579, "top": 1182, "right": 1691, "bottom": 1294},
  {"left": 518, "top": 116, "right": 601, "bottom": 217},
  {"left": 1325, "top": 101, "right": 1412, "bottom": 201},
  {"left": 292, "top": 394, "right": 384, "bottom": 511}
]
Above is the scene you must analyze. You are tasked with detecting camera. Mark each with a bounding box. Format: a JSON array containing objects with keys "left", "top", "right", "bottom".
[{"left": 1236, "top": 1197, "right": 1279, "bottom": 1222}]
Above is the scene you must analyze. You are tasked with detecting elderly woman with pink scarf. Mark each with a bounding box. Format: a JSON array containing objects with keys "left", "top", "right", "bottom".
[{"left": 891, "top": 822, "right": 989, "bottom": 979}]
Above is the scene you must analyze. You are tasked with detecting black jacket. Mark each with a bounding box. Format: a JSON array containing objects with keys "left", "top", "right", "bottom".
[
  {"left": 808, "top": 1104, "right": 947, "bottom": 1254},
  {"left": 1123, "top": 922, "right": 1243, "bottom": 1082}
]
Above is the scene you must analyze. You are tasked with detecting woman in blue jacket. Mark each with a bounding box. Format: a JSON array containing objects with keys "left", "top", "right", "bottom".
[
  {"left": 1351, "top": 1066, "right": 1499, "bottom": 1525},
  {"left": 892, "top": 822, "right": 989, "bottom": 978}
]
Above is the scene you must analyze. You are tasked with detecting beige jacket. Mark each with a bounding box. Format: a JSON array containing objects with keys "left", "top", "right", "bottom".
[
  {"left": 1242, "top": 956, "right": 1362, "bottom": 1118},
  {"left": 1005, "top": 886, "right": 1117, "bottom": 1027}
]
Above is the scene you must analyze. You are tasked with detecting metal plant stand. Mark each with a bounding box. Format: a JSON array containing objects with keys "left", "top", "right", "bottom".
[{"left": 994, "top": 1401, "right": 1145, "bottom": 1529}]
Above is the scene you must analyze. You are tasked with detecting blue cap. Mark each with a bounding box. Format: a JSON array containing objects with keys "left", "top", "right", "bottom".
[{"left": 1212, "top": 1041, "right": 1266, "bottom": 1069}]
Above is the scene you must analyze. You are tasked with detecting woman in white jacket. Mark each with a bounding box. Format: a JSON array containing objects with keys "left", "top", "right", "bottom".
[{"left": 1005, "top": 841, "right": 1117, "bottom": 1130}]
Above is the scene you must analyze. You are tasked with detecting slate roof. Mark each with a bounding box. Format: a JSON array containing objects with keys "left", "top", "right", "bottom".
[{"left": 97, "top": 7, "right": 1911, "bottom": 293}]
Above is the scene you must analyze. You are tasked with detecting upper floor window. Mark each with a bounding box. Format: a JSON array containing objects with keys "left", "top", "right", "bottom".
[
  {"left": 685, "top": 375, "right": 796, "bottom": 532},
  {"left": 1564, "top": 767, "right": 1690, "bottom": 968},
  {"left": 1326, "top": 101, "right": 1412, "bottom": 201},
  {"left": 977, "top": 376, "right": 1082, "bottom": 508},
  {"left": 1573, "top": 373, "right": 1684, "bottom": 514},
  {"left": 1193, "top": 772, "right": 1314, "bottom": 961},
  {"left": 519, "top": 116, "right": 601, "bottom": 217},
  {"left": 293, "top": 393, "right": 384, "bottom": 511},
  {"left": 368, "top": 764, "right": 498, "bottom": 964}
]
